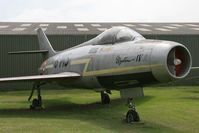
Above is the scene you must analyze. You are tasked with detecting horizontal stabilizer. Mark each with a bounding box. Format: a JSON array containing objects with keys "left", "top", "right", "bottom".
[{"left": 8, "top": 50, "right": 48, "bottom": 54}]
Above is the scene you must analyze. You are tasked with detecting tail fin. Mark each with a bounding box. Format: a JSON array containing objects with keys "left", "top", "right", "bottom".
[{"left": 37, "top": 28, "right": 56, "bottom": 59}]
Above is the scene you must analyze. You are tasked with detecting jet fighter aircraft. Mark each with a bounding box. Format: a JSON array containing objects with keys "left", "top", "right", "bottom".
[{"left": 0, "top": 26, "right": 192, "bottom": 123}]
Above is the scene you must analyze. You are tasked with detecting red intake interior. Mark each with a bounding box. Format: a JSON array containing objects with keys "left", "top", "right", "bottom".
[{"left": 175, "top": 48, "right": 183, "bottom": 76}]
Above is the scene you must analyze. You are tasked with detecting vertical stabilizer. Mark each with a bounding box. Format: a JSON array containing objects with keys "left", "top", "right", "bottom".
[{"left": 37, "top": 28, "right": 56, "bottom": 59}]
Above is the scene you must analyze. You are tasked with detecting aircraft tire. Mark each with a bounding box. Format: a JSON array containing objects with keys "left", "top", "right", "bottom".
[
  {"left": 29, "top": 98, "right": 40, "bottom": 110},
  {"left": 101, "top": 93, "right": 110, "bottom": 104},
  {"left": 126, "top": 110, "right": 140, "bottom": 123}
]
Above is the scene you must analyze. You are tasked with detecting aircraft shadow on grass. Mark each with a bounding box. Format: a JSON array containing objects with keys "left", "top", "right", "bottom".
[
  {"left": 0, "top": 95, "right": 181, "bottom": 133},
  {"left": 0, "top": 96, "right": 153, "bottom": 116}
]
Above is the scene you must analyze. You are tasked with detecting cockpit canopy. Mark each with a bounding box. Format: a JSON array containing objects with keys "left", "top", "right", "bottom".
[
  {"left": 95, "top": 26, "right": 145, "bottom": 45},
  {"left": 75, "top": 27, "right": 145, "bottom": 48}
]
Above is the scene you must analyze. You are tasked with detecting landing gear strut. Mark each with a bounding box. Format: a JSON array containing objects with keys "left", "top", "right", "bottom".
[
  {"left": 101, "top": 91, "right": 110, "bottom": 104},
  {"left": 28, "top": 83, "right": 43, "bottom": 110},
  {"left": 126, "top": 98, "right": 140, "bottom": 123}
]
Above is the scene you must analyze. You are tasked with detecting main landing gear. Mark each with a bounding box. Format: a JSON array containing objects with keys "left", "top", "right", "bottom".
[
  {"left": 126, "top": 98, "right": 140, "bottom": 123},
  {"left": 101, "top": 91, "right": 111, "bottom": 104},
  {"left": 28, "top": 83, "right": 43, "bottom": 110}
]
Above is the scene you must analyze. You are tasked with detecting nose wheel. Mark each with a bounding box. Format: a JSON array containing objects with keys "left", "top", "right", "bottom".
[{"left": 126, "top": 98, "right": 140, "bottom": 123}]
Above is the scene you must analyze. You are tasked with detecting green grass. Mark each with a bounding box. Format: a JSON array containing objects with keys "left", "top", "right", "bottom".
[{"left": 0, "top": 86, "right": 198, "bottom": 133}]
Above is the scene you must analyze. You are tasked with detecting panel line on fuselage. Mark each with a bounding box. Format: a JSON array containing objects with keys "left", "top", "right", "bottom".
[{"left": 70, "top": 58, "right": 162, "bottom": 77}]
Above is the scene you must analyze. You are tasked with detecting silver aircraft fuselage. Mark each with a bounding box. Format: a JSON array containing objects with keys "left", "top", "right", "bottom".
[{"left": 39, "top": 37, "right": 191, "bottom": 90}]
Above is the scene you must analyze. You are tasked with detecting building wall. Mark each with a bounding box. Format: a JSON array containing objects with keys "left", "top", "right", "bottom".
[{"left": 0, "top": 34, "right": 198, "bottom": 89}]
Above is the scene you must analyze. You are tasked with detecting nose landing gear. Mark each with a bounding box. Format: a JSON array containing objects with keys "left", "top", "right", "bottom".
[{"left": 126, "top": 98, "right": 140, "bottom": 123}]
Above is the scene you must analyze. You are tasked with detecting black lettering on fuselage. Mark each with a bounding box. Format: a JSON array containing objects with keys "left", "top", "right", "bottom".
[{"left": 136, "top": 54, "right": 143, "bottom": 62}]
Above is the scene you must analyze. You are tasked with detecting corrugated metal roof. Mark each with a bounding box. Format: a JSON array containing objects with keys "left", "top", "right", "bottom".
[{"left": 0, "top": 22, "right": 199, "bottom": 35}]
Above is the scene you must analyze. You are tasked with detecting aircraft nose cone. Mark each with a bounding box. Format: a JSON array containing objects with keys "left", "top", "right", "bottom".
[{"left": 174, "top": 58, "right": 182, "bottom": 65}]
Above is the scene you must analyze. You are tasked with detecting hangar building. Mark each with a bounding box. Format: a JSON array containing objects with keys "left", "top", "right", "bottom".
[{"left": 0, "top": 22, "right": 199, "bottom": 89}]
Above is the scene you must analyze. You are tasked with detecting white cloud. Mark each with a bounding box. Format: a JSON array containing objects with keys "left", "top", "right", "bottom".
[{"left": 3, "top": 0, "right": 199, "bottom": 22}]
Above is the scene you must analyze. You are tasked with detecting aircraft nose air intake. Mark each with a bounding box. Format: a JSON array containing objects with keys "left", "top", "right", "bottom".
[
  {"left": 150, "top": 43, "right": 192, "bottom": 83},
  {"left": 167, "top": 46, "right": 192, "bottom": 78}
]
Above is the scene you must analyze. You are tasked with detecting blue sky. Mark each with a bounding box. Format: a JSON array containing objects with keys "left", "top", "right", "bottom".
[{"left": 0, "top": 0, "right": 198, "bottom": 22}]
